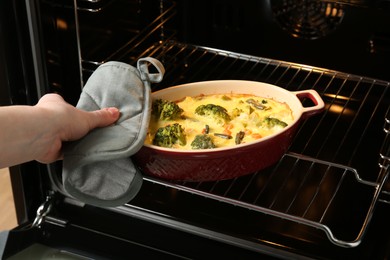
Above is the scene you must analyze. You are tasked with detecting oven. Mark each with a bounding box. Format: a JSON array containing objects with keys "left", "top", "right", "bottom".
[{"left": 1, "top": 0, "right": 390, "bottom": 259}]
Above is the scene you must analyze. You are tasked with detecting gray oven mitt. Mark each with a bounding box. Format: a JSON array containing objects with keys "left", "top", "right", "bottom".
[{"left": 62, "top": 57, "right": 164, "bottom": 207}]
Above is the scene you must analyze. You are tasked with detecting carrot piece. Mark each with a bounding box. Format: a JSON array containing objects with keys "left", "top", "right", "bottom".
[
  {"left": 225, "top": 123, "right": 234, "bottom": 130},
  {"left": 223, "top": 123, "right": 233, "bottom": 135},
  {"left": 251, "top": 133, "right": 262, "bottom": 139},
  {"left": 223, "top": 129, "right": 232, "bottom": 136},
  {"left": 244, "top": 129, "right": 252, "bottom": 135}
]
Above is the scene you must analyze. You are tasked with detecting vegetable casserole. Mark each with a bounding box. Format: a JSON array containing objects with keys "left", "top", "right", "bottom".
[{"left": 145, "top": 93, "right": 294, "bottom": 150}]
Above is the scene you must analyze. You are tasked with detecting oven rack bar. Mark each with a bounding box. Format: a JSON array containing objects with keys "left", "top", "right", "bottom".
[
  {"left": 381, "top": 107, "right": 390, "bottom": 162},
  {"left": 45, "top": 0, "right": 114, "bottom": 13},
  {"left": 379, "top": 111, "right": 390, "bottom": 204},
  {"left": 143, "top": 152, "right": 388, "bottom": 248},
  {"left": 133, "top": 40, "right": 390, "bottom": 86}
]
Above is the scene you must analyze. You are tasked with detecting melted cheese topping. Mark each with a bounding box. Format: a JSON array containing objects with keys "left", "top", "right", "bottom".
[{"left": 145, "top": 93, "right": 294, "bottom": 150}]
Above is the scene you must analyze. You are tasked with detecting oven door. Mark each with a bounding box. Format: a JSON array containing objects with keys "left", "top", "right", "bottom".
[
  {"left": 0, "top": 195, "right": 283, "bottom": 259},
  {"left": 1, "top": 0, "right": 390, "bottom": 259}
]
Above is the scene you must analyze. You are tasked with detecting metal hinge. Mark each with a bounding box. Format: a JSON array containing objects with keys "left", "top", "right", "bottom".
[{"left": 31, "top": 196, "right": 53, "bottom": 228}]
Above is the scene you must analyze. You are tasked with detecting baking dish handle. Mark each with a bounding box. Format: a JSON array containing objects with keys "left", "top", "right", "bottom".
[{"left": 293, "top": 89, "right": 325, "bottom": 119}]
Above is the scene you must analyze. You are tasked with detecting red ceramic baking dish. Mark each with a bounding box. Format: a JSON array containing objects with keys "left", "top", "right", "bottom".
[{"left": 133, "top": 80, "right": 325, "bottom": 182}]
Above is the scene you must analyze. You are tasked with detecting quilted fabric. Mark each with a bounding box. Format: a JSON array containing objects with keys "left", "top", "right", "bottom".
[{"left": 62, "top": 57, "right": 164, "bottom": 207}]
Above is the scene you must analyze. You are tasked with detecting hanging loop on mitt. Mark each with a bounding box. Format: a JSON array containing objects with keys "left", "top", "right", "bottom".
[{"left": 137, "top": 57, "right": 165, "bottom": 83}]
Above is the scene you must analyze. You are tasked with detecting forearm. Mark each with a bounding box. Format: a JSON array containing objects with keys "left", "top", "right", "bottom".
[
  {"left": 0, "top": 93, "right": 119, "bottom": 168},
  {"left": 0, "top": 105, "right": 56, "bottom": 168}
]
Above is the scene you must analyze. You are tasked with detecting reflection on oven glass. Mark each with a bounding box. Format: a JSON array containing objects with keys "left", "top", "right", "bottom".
[
  {"left": 8, "top": 243, "right": 91, "bottom": 260},
  {"left": 323, "top": 93, "right": 356, "bottom": 116},
  {"left": 328, "top": 104, "right": 355, "bottom": 116}
]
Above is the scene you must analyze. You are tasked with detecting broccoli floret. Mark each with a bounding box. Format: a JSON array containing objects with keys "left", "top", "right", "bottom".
[
  {"left": 231, "top": 108, "right": 243, "bottom": 118},
  {"left": 152, "top": 99, "right": 184, "bottom": 121},
  {"left": 153, "top": 123, "right": 186, "bottom": 148},
  {"left": 195, "top": 104, "right": 231, "bottom": 124},
  {"left": 263, "top": 117, "right": 288, "bottom": 128},
  {"left": 191, "top": 134, "right": 216, "bottom": 149},
  {"left": 231, "top": 105, "right": 254, "bottom": 118}
]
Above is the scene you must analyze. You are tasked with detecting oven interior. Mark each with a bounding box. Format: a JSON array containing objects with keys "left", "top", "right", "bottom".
[{"left": 9, "top": 0, "right": 390, "bottom": 258}]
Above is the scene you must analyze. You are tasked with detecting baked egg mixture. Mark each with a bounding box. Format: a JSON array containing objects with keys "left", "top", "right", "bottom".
[{"left": 145, "top": 93, "right": 294, "bottom": 150}]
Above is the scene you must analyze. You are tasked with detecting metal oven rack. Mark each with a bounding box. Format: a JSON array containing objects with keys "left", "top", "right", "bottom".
[
  {"left": 143, "top": 153, "right": 388, "bottom": 248},
  {"left": 128, "top": 42, "right": 390, "bottom": 248},
  {"left": 75, "top": 1, "right": 390, "bottom": 248}
]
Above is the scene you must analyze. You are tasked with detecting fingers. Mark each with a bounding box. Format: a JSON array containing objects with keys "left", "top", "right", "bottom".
[{"left": 87, "top": 107, "right": 120, "bottom": 129}]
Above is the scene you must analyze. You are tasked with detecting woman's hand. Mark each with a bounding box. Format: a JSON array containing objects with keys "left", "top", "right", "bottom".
[
  {"left": 34, "top": 93, "right": 120, "bottom": 163},
  {"left": 0, "top": 93, "right": 120, "bottom": 168}
]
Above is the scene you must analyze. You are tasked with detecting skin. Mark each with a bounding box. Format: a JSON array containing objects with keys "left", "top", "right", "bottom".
[{"left": 0, "top": 93, "right": 120, "bottom": 168}]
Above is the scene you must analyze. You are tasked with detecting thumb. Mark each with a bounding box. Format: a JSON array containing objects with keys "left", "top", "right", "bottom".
[{"left": 87, "top": 107, "right": 120, "bottom": 129}]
